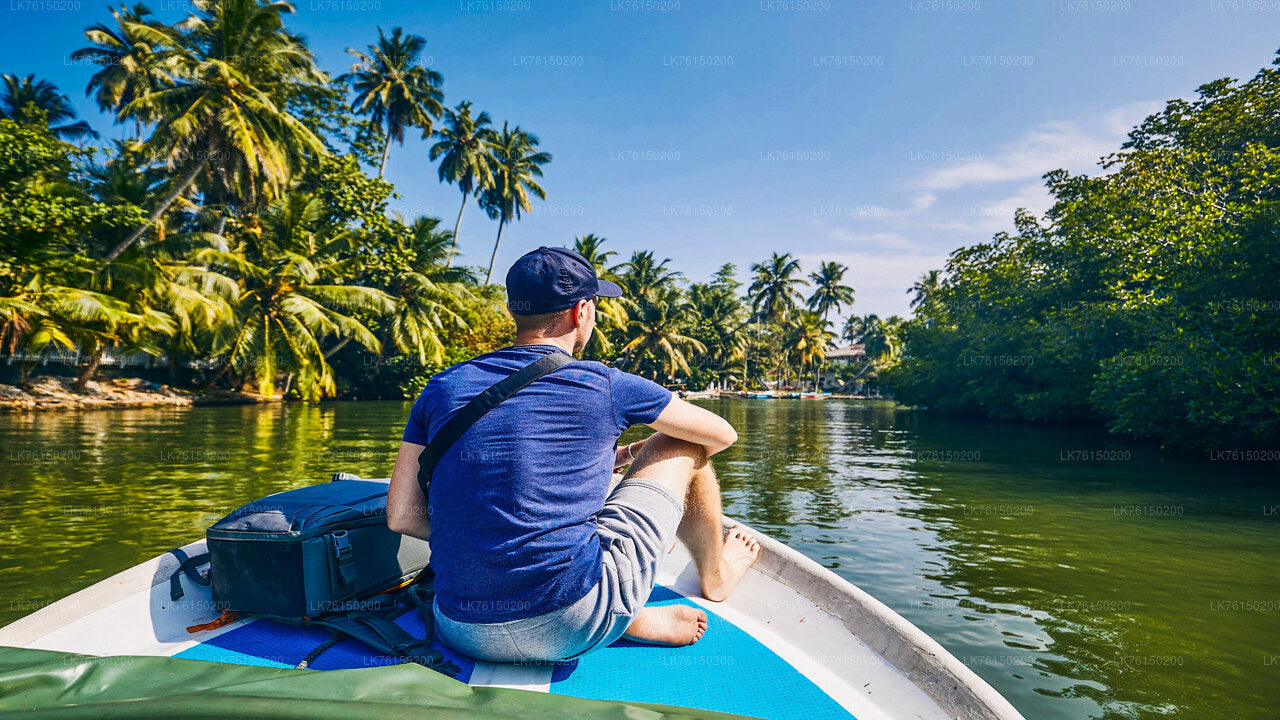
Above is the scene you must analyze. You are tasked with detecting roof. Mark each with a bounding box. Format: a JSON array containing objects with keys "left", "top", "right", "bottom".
[{"left": 825, "top": 344, "right": 866, "bottom": 359}]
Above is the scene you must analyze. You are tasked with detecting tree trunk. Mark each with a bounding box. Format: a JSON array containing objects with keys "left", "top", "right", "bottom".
[
  {"left": 71, "top": 348, "right": 103, "bottom": 392},
  {"left": 134, "top": 117, "right": 141, "bottom": 142},
  {"left": 485, "top": 221, "right": 506, "bottom": 285},
  {"left": 448, "top": 191, "right": 468, "bottom": 268},
  {"left": 378, "top": 134, "right": 392, "bottom": 178},
  {"left": 104, "top": 156, "right": 209, "bottom": 264},
  {"left": 323, "top": 336, "right": 352, "bottom": 360}
]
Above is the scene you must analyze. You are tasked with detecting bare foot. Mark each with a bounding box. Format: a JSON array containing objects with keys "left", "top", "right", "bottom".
[
  {"left": 623, "top": 605, "right": 708, "bottom": 646},
  {"left": 701, "top": 526, "right": 761, "bottom": 602}
]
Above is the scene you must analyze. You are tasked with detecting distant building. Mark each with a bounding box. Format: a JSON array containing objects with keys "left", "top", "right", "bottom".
[{"left": 820, "top": 344, "right": 867, "bottom": 390}]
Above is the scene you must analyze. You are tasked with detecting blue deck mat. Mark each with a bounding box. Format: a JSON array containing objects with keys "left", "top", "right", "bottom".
[
  {"left": 550, "top": 586, "right": 854, "bottom": 720},
  {"left": 175, "top": 585, "right": 854, "bottom": 720},
  {"left": 175, "top": 607, "right": 478, "bottom": 683}
]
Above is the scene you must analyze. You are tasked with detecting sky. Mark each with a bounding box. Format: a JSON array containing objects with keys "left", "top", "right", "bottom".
[{"left": 2, "top": 0, "right": 1278, "bottom": 323}]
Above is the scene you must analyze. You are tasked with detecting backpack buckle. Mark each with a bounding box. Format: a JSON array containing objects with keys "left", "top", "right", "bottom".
[{"left": 331, "top": 530, "right": 358, "bottom": 588}]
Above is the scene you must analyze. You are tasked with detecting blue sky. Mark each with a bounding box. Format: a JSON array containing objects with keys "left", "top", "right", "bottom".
[{"left": 2, "top": 0, "right": 1277, "bottom": 321}]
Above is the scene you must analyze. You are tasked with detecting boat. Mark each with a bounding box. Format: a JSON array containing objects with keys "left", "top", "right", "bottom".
[{"left": 0, "top": 476, "right": 1025, "bottom": 720}]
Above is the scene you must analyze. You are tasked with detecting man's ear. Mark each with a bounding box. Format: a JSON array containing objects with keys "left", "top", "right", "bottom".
[{"left": 574, "top": 298, "right": 592, "bottom": 327}]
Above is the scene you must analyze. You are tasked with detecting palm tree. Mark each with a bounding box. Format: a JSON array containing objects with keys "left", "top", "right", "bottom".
[
  {"left": 842, "top": 313, "right": 871, "bottom": 344},
  {"left": 105, "top": 0, "right": 328, "bottom": 264},
  {"left": 0, "top": 271, "right": 139, "bottom": 387},
  {"left": 383, "top": 215, "right": 473, "bottom": 365},
  {"left": 748, "top": 252, "right": 806, "bottom": 323},
  {"left": 71, "top": 3, "right": 171, "bottom": 140},
  {"left": 84, "top": 141, "right": 166, "bottom": 217},
  {"left": 573, "top": 233, "right": 616, "bottom": 274},
  {"left": 620, "top": 284, "right": 706, "bottom": 381},
  {"left": 0, "top": 74, "right": 98, "bottom": 141},
  {"left": 616, "top": 250, "right": 681, "bottom": 304},
  {"left": 478, "top": 123, "right": 551, "bottom": 284},
  {"left": 787, "top": 311, "right": 835, "bottom": 391},
  {"left": 845, "top": 313, "right": 896, "bottom": 361},
  {"left": 573, "top": 234, "right": 626, "bottom": 356},
  {"left": 908, "top": 269, "right": 941, "bottom": 310},
  {"left": 430, "top": 101, "right": 496, "bottom": 263},
  {"left": 689, "top": 282, "right": 748, "bottom": 388},
  {"left": 807, "top": 260, "right": 855, "bottom": 324},
  {"left": 880, "top": 315, "right": 905, "bottom": 361},
  {"left": 194, "top": 192, "right": 394, "bottom": 398},
  {"left": 342, "top": 27, "right": 444, "bottom": 178}
]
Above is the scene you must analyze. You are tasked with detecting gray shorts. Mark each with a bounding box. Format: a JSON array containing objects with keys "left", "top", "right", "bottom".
[{"left": 434, "top": 478, "right": 685, "bottom": 662}]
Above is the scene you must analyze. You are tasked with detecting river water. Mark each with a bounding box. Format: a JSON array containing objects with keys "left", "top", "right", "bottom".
[{"left": 0, "top": 399, "right": 1276, "bottom": 719}]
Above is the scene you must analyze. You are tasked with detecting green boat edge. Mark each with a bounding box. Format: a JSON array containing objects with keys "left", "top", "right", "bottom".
[{"left": 0, "top": 645, "right": 758, "bottom": 720}]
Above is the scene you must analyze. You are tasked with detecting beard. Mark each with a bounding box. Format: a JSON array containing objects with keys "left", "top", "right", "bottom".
[{"left": 572, "top": 324, "right": 590, "bottom": 355}]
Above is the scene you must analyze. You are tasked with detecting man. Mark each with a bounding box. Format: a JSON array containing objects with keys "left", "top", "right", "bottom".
[{"left": 387, "top": 246, "right": 759, "bottom": 662}]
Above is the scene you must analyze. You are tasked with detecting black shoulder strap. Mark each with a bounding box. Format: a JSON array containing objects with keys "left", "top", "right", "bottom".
[
  {"left": 166, "top": 548, "right": 211, "bottom": 601},
  {"left": 288, "top": 570, "right": 456, "bottom": 675},
  {"left": 299, "top": 610, "right": 458, "bottom": 675},
  {"left": 416, "top": 351, "right": 573, "bottom": 498}
]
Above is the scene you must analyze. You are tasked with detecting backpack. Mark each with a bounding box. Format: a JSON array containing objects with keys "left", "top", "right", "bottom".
[{"left": 175, "top": 351, "right": 574, "bottom": 673}]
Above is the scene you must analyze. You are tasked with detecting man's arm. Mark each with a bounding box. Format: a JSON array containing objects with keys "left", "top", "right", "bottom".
[
  {"left": 647, "top": 397, "right": 738, "bottom": 456},
  {"left": 387, "top": 441, "right": 431, "bottom": 541}
]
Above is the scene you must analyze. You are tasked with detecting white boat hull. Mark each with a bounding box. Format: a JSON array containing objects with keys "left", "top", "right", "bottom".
[{"left": 0, "top": 481, "right": 1023, "bottom": 720}]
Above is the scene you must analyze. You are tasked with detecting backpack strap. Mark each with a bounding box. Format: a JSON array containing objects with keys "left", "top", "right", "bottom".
[
  {"left": 416, "top": 351, "right": 573, "bottom": 498},
  {"left": 295, "top": 608, "right": 459, "bottom": 676},
  {"left": 290, "top": 569, "right": 457, "bottom": 676},
  {"left": 166, "top": 548, "right": 211, "bottom": 602}
]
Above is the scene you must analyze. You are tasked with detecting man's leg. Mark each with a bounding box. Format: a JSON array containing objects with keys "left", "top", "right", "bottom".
[
  {"left": 671, "top": 450, "right": 762, "bottom": 601},
  {"left": 618, "top": 433, "right": 760, "bottom": 645}
]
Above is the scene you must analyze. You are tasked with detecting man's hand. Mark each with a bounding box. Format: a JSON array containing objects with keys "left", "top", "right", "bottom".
[
  {"left": 387, "top": 441, "right": 431, "bottom": 541},
  {"left": 648, "top": 397, "right": 738, "bottom": 456},
  {"left": 614, "top": 437, "right": 649, "bottom": 469}
]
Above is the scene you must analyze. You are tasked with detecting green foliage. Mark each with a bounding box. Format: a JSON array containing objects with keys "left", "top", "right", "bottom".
[
  {"left": 887, "top": 58, "right": 1280, "bottom": 448},
  {"left": 301, "top": 153, "right": 396, "bottom": 239},
  {"left": 339, "top": 284, "right": 513, "bottom": 400},
  {"left": 0, "top": 120, "right": 143, "bottom": 273}
]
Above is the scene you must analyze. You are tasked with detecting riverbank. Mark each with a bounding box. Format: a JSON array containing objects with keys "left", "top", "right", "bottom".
[{"left": 0, "top": 375, "right": 274, "bottom": 413}]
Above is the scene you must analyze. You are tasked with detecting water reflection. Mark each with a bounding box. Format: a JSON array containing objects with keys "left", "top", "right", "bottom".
[
  {"left": 691, "top": 399, "right": 1280, "bottom": 720},
  {"left": 1, "top": 400, "right": 1277, "bottom": 719}
]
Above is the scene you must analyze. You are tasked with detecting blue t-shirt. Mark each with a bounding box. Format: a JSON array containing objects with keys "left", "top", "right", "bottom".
[{"left": 402, "top": 344, "right": 673, "bottom": 623}]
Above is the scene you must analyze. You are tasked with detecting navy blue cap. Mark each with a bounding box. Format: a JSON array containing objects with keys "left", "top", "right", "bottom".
[{"left": 505, "top": 246, "right": 624, "bottom": 315}]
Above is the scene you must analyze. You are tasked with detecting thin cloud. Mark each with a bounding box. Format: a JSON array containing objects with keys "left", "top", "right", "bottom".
[
  {"left": 919, "top": 101, "right": 1161, "bottom": 191},
  {"left": 911, "top": 193, "right": 937, "bottom": 211},
  {"left": 792, "top": 101, "right": 1166, "bottom": 318}
]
